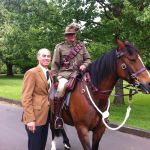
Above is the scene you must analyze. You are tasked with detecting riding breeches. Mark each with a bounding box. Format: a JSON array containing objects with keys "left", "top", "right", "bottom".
[{"left": 56, "top": 78, "right": 68, "bottom": 98}]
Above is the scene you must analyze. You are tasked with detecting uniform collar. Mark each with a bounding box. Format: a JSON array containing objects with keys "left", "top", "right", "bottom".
[{"left": 65, "top": 41, "right": 77, "bottom": 47}]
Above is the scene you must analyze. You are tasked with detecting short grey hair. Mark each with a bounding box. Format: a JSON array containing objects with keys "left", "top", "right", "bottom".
[{"left": 37, "top": 48, "right": 51, "bottom": 58}]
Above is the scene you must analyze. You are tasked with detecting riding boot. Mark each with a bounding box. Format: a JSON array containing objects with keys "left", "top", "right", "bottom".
[{"left": 54, "top": 97, "right": 64, "bottom": 129}]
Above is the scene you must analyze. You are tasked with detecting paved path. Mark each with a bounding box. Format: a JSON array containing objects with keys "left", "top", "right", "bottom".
[{"left": 0, "top": 103, "right": 149, "bottom": 150}]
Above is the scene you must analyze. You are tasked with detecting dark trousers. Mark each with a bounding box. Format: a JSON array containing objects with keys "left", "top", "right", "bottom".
[
  {"left": 25, "top": 123, "right": 49, "bottom": 150},
  {"left": 25, "top": 122, "right": 49, "bottom": 150}
]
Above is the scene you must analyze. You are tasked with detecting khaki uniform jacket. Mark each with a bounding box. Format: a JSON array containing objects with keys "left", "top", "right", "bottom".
[
  {"left": 21, "top": 66, "right": 53, "bottom": 126},
  {"left": 51, "top": 41, "right": 91, "bottom": 79}
]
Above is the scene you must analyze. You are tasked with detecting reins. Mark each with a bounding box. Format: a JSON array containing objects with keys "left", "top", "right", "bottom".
[
  {"left": 79, "top": 72, "right": 139, "bottom": 131},
  {"left": 84, "top": 84, "right": 137, "bottom": 131},
  {"left": 94, "top": 84, "right": 138, "bottom": 97}
]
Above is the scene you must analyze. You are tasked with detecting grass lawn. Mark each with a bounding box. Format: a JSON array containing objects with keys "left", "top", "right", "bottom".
[
  {"left": 109, "top": 94, "right": 150, "bottom": 130},
  {"left": 0, "top": 75, "right": 150, "bottom": 130},
  {"left": 0, "top": 74, "right": 23, "bottom": 101}
]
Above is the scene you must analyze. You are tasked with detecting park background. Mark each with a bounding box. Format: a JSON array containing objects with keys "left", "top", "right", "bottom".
[{"left": 0, "top": 0, "right": 150, "bottom": 130}]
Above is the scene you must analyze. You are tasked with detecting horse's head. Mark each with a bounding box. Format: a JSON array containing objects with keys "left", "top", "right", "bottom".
[{"left": 116, "top": 38, "right": 150, "bottom": 94}]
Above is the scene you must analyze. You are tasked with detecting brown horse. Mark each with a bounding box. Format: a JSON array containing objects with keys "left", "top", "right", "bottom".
[{"left": 50, "top": 38, "right": 150, "bottom": 150}]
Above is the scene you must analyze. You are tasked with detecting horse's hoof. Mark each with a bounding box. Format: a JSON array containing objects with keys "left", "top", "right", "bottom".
[
  {"left": 64, "top": 143, "right": 71, "bottom": 149},
  {"left": 51, "top": 147, "right": 56, "bottom": 150},
  {"left": 51, "top": 141, "right": 56, "bottom": 150}
]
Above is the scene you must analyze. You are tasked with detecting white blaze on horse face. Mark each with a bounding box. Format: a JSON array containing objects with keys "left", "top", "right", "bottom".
[
  {"left": 138, "top": 55, "right": 150, "bottom": 77},
  {"left": 138, "top": 55, "right": 145, "bottom": 66}
]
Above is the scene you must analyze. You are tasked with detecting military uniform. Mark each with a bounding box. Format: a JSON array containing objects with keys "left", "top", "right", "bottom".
[
  {"left": 51, "top": 22, "right": 91, "bottom": 129},
  {"left": 51, "top": 41, "right": 91, "bottom": 79}
]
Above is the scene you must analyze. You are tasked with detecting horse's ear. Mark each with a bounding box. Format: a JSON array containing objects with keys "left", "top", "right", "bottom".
[{"left": 115, "top": 38, "right": 125, "bottom": 50}]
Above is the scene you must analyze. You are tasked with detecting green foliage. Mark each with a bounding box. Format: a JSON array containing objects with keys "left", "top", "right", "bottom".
[
  {"left": 0, "top": 0, "right": 66, "bottom": 73},
  {"left": 0, "top": 0, "right": 150, "bottom": 72},
  {"left": 87, "top": 42, "right": 113, "bottom": 61},
  {"left": 0, "top": 64, "right": 7, "bottom": 74}
]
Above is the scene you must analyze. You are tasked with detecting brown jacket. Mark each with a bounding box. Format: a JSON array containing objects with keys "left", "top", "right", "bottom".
[
  {"left": 21, "top": 66, "right": 53, "bottom": 126},
  {"left": 51, "top": 41, "right": 91, "bottom": 79}
]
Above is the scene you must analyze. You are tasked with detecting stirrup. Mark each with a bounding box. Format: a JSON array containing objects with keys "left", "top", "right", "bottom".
[{"left": 54, "top": 117, "right": 64, "bottom": 129}]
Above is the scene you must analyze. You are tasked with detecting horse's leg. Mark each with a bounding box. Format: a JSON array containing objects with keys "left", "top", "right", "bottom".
[
  {"left": 50, "top": 116, "right": 56, "bottom": 150},
  {"left": 50, "top": 125, "right": 71, "bottom": 150},
  {"left": 61, "top": 129, "right": 71, "bottom": 149},
  {"left": 92, "top": 124, "right": 106, "bottom": 150},
  {"left": 50, "top": 125, "right": 56, "bottom": 150},
  {"left": 76, "top": 125, "right": 91, "bottom": 150}
]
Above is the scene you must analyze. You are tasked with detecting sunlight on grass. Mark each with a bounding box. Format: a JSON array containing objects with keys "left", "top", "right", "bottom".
[
  {"left": 109, "top": 93, "right": 150, "bottom": 130},
  {"left": 0, "top": 75, "right": 23, "bottom": 100}
]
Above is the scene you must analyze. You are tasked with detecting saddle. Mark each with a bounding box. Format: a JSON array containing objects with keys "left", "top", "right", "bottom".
[
  {"left": 66, "top": 77, "right": 76, "bottom": 91},
  {"left": 49, "top": 72, "right": 97, "bottom": 112},
  {"left": 49, "top": 76, "right": 77, "bottom": 111}
]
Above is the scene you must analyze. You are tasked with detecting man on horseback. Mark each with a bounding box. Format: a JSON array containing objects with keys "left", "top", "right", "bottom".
[{"left": 51, "top": 22, "right": 91, "bottom": 129}]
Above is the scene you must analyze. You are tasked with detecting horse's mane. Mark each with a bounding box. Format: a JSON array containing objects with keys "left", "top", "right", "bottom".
[{"left": 86, "top": 49, "right": 117, "bottom": 88}]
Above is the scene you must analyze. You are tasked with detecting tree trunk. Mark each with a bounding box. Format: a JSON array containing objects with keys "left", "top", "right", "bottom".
[
  {"left": 113, "top": 79, "right": 125, "bottom": 105},
  {"left": 6, "top": 63, "right": 13, "bottom": 76}
]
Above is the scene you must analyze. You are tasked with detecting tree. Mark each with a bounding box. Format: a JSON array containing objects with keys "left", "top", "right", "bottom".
[
  {"left": 113, "top": 79, "right": 125, "bottom": 105},
  {"left": 0, "top": 0, "right": 149, "bottom": 76},
  {"left": 0, "top": 0, "right": 65, "bottom": 74},
  {"left": 0, "top": 3, "right": 15, "bottom": 76}
]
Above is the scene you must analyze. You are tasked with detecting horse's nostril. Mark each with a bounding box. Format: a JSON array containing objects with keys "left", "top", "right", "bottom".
[{"left": 148, "top": 83, "right": 150, "bottom": 86}]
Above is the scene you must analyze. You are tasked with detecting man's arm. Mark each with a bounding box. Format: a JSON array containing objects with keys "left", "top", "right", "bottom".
[
  {"left": 79, "top": 43, "right": 91, "bottom": 71},
  {"left": 51, "top": 45, "right": 61, "bottom": 77},
  {"left": 22, "top": 70, "right": 36, "bottom": 127},
  {"left": 83, "top": 46, "right": 91, "bottom": 67}
]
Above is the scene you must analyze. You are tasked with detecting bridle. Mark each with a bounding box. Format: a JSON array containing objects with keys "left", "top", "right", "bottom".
[
  {"left": 82, "top": 47, "right": 147, "bottom": 130},
  {"left": 81, "top": 46, "right": 147, "bottom": 98},
  {"left": 116, "top": 48, "right": 146, "bottom": 87}
]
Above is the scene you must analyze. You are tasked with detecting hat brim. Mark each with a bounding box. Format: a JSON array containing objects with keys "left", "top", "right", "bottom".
[{"left": 64, "top": 32, "right": 76, "bottom": 35}]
